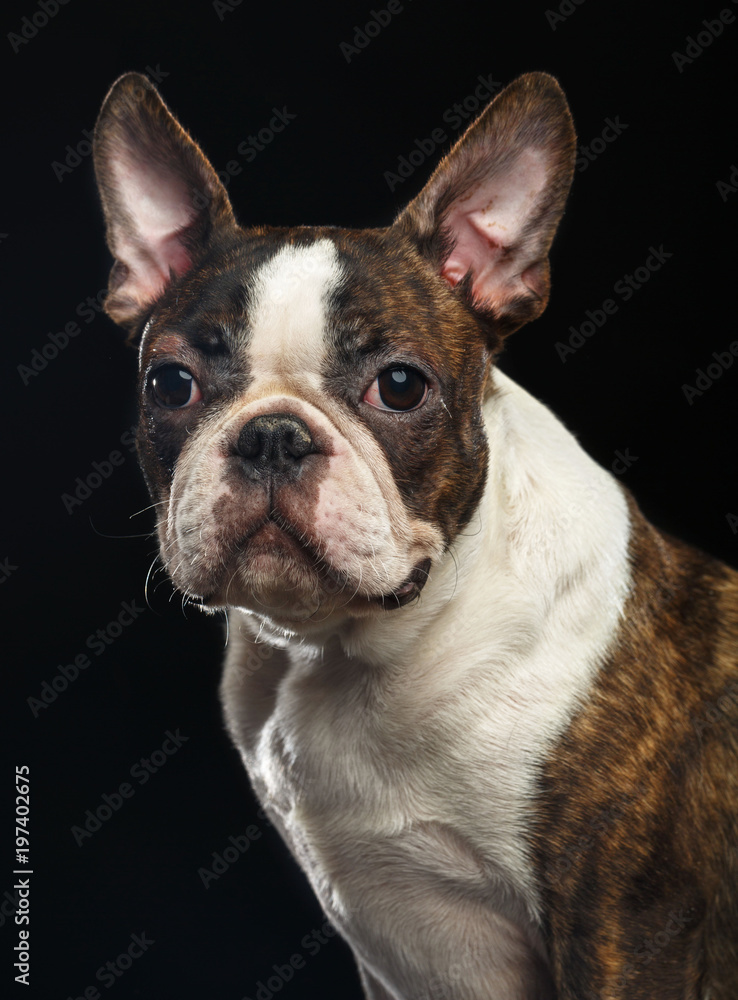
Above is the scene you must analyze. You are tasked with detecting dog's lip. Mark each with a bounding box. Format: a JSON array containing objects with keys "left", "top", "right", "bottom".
[
  {"left": 375, "top": 557, "right": 432, "bottom": 611},
  {"left": 236, "top": 517, "right": 327, "bottom": 573},
  {"left": 197, "top": 518, "right": 432, "bottom": 611},
  {"left": 196, "top": 520, "right": 335, "bottom": 608},
  {"left": 250, "top": 524, "right": 432, "bottom": 610},
  {"left": 212, "top": 516, "right": 349, "bottom": 591}
]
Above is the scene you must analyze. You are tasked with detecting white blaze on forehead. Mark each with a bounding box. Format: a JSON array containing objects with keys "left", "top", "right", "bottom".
[{"left": 246, "top": 239, "right": 341, "bottom": 384}]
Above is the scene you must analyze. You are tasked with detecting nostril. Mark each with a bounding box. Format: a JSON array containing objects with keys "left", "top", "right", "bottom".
[
  {"left": 236, "top": 424, "right": 263, "bottom": 460},
  {"left": 236, "top": 413, "right": 316, "bottom": 472},
  {"left": 279, "top": 420, "right": 314, "bottom": 460}
]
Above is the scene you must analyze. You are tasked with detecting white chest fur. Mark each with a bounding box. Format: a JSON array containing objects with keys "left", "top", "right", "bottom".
[{"left": 220, "top": 371, "right": 633, "bottom": 999}]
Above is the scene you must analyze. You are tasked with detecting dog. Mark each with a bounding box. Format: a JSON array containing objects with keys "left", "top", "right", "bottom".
[{"left": 93, "top": 70, "right": 738, "bottom": 998}]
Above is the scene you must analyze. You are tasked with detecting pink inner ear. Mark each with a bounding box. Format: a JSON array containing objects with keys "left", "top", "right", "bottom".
[
  {"left": 440, "top": 148, "right": 549, "bottom": 308},
  {"left": 441, "top": 227, "right": 504, "bottom": 289},
  {"left": 132, "top": 234, "right": 193, "bottom": 305},
  {"left": 110, "top": 150, "right": 197, "bottom": 306}
]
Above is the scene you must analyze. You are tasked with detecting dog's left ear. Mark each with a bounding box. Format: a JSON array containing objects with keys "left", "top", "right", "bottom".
[
  {"left": 393, "top": 72, "right": 575, "bottom": 338},
  {"left": 93, "top": 72, "right": 237, "bottom": 332}
]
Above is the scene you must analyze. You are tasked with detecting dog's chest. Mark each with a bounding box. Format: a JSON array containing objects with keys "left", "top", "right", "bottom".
[{"left": 228, "top": 638, "right": 552, "bottom": 988}]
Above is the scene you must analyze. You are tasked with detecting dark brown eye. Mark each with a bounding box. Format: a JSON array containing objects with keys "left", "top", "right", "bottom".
[
  {"left": 151, "top": 366, "right": 202, "bottom": 409},
  {"left": 364, "top": 366, "right": 427, "bottom": 412}
]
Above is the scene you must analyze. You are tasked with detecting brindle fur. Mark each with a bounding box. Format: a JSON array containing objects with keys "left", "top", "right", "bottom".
[{"left": 93, "top": 71, "right": 738, "bottom": 997}]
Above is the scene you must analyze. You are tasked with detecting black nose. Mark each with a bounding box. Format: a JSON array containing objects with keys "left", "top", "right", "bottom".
[{"left": 236, "top": 413, "right": 316, "bottom": 479}]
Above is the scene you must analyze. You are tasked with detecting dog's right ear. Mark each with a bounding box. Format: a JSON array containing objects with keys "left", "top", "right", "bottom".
[
  {"left": 392, "top": 73, "right": 575, "bottom": 340},
  {"left": 93, "top": 72, "right": 237, "bottom": 332}
]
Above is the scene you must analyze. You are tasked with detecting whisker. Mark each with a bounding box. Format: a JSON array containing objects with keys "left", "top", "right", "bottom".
[
  {"left": 129, "top": 500, "right": 169, "bottom": 519},
  {"left": 144, "top": 555, "right": 163, "bottom": 611},
  {"left": 87, "top": 517, "right": 155, "bottom": 541}
]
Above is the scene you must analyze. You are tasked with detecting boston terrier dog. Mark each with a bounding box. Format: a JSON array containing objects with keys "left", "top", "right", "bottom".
[{"left": 93, "top": 71, "right": 738, "bottom": 999}]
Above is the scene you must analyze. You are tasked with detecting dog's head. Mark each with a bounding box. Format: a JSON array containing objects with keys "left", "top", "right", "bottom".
[{"left": 93, "top": 72, "right": 574, "bottom": 631}]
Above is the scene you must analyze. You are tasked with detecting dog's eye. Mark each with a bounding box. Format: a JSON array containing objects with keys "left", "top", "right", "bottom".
[
  {"left": 151, "top": 366, "right": 202, "bottom": 409},
  {"left": 364, "top": 366, "right": 428, "bottom": 412}
]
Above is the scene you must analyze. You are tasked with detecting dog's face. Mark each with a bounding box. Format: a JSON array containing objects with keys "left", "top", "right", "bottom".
[
  {"left": 133, "top": 229, "right": 489, "bottom": 625},
  {"left": 93, "top": 73, "right": 574, "bottom": 631}
]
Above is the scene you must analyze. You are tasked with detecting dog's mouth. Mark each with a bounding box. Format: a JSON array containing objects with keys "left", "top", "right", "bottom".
[
  {"left": 195, "top": 516, "right": 431, "bottom": 614},
  {"left": 374, "top": 557, "right": 432, "bottom": 610}
]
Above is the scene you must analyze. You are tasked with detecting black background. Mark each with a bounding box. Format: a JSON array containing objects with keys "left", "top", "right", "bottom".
[{"left": 3, "top": 1, "right": 737, "bottom": 998}]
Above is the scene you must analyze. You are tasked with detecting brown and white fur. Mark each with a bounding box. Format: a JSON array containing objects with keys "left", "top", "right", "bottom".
[{"left": 93, "top": 71, "right": 738, "bottom": 998}]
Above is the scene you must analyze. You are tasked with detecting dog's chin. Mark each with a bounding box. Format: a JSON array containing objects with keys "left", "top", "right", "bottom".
[{"left": 184, "top": 524, "right": 431, "bottom": 627}]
